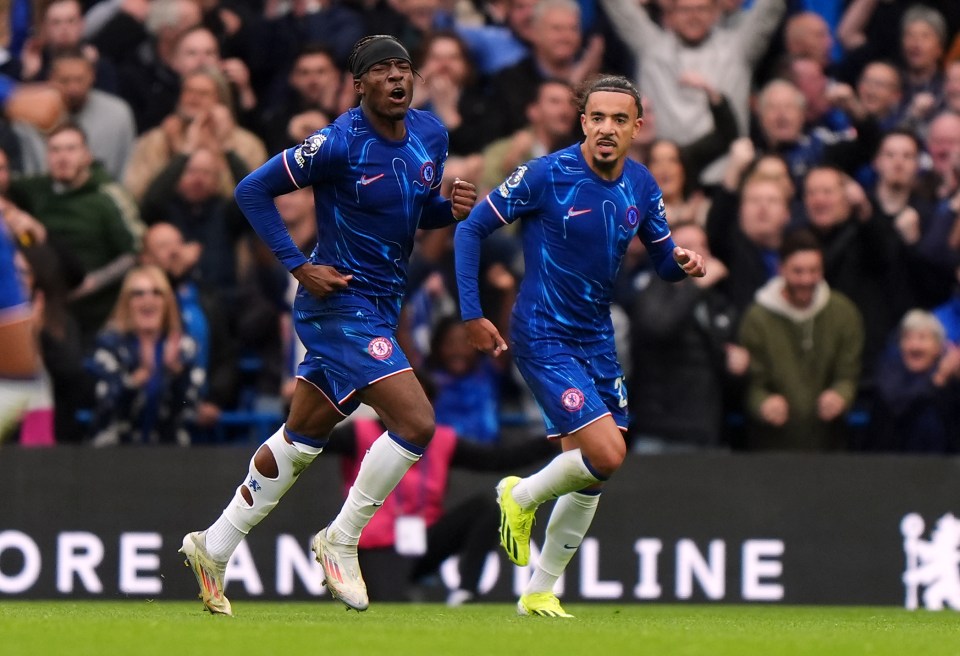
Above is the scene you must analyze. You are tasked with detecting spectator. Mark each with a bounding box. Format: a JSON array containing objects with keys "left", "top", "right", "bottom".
[
  {"left": 600, "top": 0, "right": 784, "bottom": 182},
  {"left": 456, "top": 0, "right": 536, "bottom": 76},
  {"left": 803, "top": 165, "right": 908, "bottom": 393},
  {"left": 17, "top": 242, "right": 88, "bottom": 444},
  {"left": 487, "top": 0, "right": 603, "bottom": 139},
  {"left": 3, "top": 0, "right": 119, "bottom": 92},
  {"left": 856, "top": 61, "right": 903, "bottom": 132},
  {"left": 86, "top": 264, "right": 202, "bottom": 445},
  {"left": 706, "top": 139, "right": 792, "bottom": 319},
  {"left": 867, "top": 128, "right": 952, "bottom": 309},
  {"left": 256, "top": 0, "right": 366, "bottom": 78},
  {"left": 259, "top": 45, "right": 345, "bottom": 153},
  {"left": 783, "top": 11, "right": 834, "bottom": 72},
  {"left": 897, "top": 5, "right": 949, "bottom": 130},
  {"left": 94, "top": 0, "right": 202, "bottom": 133},
  {"left": 647, "top": 139, "right": 710, "bottom": 227},
  {"left": 868, "top": 309, "right": 960, "bottom": 453},
  {"left": 139, "top": 146, "right": 248, "bottom": 292},
  {"left": 479, "top": 78, "right": 578, "bottom": 195},
  {"left": 47, "top": 48, "right": 136, "bottom": 179},
  {"left": 123, "top": 67, "right": 267, "bottom": 203},
  {"left": 7, "top": 122, "right": 142, "bottom": 344},
  {"left": 738, "top": 229, "right": 864, "bottom": 451},
  {"left": 140, "top": 222, "right": 239, "bottom": 441},
  {"left": 752, "top": 78, "right": 880, "bottom": 187},
  {"left": 945, "top": 60, "right": 960, "bottom": 116},
  {"left": 629, "top": 221, "right": 748, "bottom": 451},
  {"left": 410, "top": 31, "right": 498, "bottom": 157}
]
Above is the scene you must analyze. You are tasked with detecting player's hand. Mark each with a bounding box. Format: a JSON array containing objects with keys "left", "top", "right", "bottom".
[
  {"left": 293, "top": 262, "right": 353, "bottom": 298},
  {"left": 464, "top": 317, "right": 508, "bottom": 357},
  {"left": 451, "top": 178, "right": 478, "bottom": 221},
  {"left": 674, "top": 246, "right": 706, "bottom": 277}
]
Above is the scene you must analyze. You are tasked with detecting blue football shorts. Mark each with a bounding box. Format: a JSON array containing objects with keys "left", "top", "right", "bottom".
[
  {"left": 514, "top": 347, "right": 629, "bottom": 438},
  {"left": 293, "top": 295, "right": 412, "bottom": 416}
]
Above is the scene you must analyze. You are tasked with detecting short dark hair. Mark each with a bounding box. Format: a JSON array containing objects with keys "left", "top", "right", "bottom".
[
  {"left": 875, "top": 127, "right": 922, "bottom": 158},
  {"left": 49, "top": 46, "right": 92, "bottom": 68},
  {"left": 779, "top": 228, "right": 821, "bottom": 262},
  {"left": 47, "top": 121, "right": 88, "bottom": 145},
  {"left": 577, "top": 74, "right": 643, "bottom": 118}
]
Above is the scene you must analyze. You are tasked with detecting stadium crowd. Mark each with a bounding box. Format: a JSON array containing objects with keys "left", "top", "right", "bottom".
[{"left": 2, "top": 0, "right": 960, "bottom": 453}]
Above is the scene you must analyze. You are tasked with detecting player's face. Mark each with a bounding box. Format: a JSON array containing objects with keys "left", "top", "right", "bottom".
[
  {"left": 580, "top": 90, "right": 641, "bottom": 178},
  {"left": 356, "top": 58, "right": 414, "bottom": 126},
  {"left": 779, "top": 249, "right": 823, "bottom": 309}
]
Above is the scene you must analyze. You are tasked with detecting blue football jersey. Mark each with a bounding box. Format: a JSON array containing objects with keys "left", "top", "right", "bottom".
[
  {"left": 279, "top": 107, "right": 449, "bottom": 318},
  {"left": 0, "top": 223, "right": 26, "bottom": 315},
  {"left": 480, "top": 144, "right": 675, "bottom": 352}
]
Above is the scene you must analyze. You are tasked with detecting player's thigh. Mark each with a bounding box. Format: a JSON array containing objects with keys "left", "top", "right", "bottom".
[
  {"left": 359, "top": 369, "right": 435, "bottom": 445},
  {"left": 514, "top": 351, "right": 610, "bottom": 438},
  {"left": 286, "top": 377, "right": 348, "bottom": 438},
  {"left": 561, "top": 413, "right": 626, "bottom": 477}
]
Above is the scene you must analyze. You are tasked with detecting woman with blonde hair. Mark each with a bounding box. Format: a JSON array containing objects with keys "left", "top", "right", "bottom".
[{"left": 86, "top": 265, "right": 203, "bottom": 445}]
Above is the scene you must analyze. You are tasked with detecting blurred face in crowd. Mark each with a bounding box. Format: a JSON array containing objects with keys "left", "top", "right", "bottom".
[
  {"left": 670, "top": 0, "right": 719, "bottom": 46},
  {"left": 945, "top": 62, "right": 960, "bottom": 114},
  {"left": 900, "top": 323, "right": 943, "bottom": 373},
  {"left": 857, "top": 62, "right": 902, "bottom": 118},
  {"left": 508, "top": 0, "right": 538, "bottom": 44},
  {"left": 43, "top": 0, "right": 84, "bottom": 50},
  {"left": 172, "top": 28, "right": 220, "bottom": 78},
  {"left": 533, "top": 5, "right": 581, "bottom": 67},
  {"left": 739, "top": 177, "right": 789, "bottom": 249},
  {"left": 926, "top": 113, "right": 960, "bottom": 182},
  {"left": 672, "top": 222, "right": 710, "bottom": 257},
  {"left": 759, "top": 81, "right": 805, "bottom": 146},
  {"left": 123, "top": 269, "right": 170, "bottom": 335},
  {"left": 790, "top": 58, "right": 829, "bottom": 120},
  {"left": 874, "top": 133, "right": 919, "bottom": 189},
  {"left": 403, "top": 0, "right": 440, "bottom": 33},
  {"left": 142, "top": 223, "right": 190, "bottom": 279},
  {"left": 780, "top": 248, "right": 823, "bottom": 309},
  {"left": 422, "top": 36, "right": 470, "bottom": 87},
  {"left": 177, "top": 72, "right": 221, "bottom": 121},
  {"left": 753, "top": 155, "right": 795, "bottom": 201},
  {"left": 49, "top": 56, "right": 95, "bottom": 113},
  {"left": 528, "top": 81, "right": 576, "bottom": 141},
  {"left": 901, "top": 19, "right": 943, "bottom": 74},
  {"left": 177, "top": 149, "right": 221, "bottom": 203},
  {"left": 290, "top": 51, "right": 340, "bottom": 107},
  {"left": 803, "top": 168, "right": 849, "bottom": 230},
  {"left": 47, "top": 128, "right": 92, "bottom": 187},
  {"left": 436, "top": 321, "right": 478, "bottom": 376},
  {"left": 648, "top": 140, "right": 686, "bottom": 202},
  {"left": 785, "top": 12, "right": 833, "bottom": 67}
]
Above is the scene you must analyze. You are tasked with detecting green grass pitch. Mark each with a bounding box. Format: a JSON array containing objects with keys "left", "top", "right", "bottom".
[{"left": 2, "top": 601, "right": 958, "bottom": 655}]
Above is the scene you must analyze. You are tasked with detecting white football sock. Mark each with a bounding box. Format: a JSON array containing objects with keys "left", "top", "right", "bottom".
[
  {"left": 525, "top": 491, "right": 600, "bottom": 595},
  {"left": 207, "top": 426, "right": 323, "bottom": 562},
  {"left": 326, "top": 431, "right": 422, "bottom": 545},
  {"left": 511, "top": 449, "right": 601, "bottom": 510}
]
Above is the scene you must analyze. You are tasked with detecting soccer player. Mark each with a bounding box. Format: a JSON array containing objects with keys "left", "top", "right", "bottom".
[
  {"left": 454, "top": 74, "right": 705, "bottom": 618},
  {"left": 179, "top": 35, "right": 478, "bottom": 615}
]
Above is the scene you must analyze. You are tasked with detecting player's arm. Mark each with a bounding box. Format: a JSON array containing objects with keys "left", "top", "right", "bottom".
[
  {"left": 0, "top": 226, "right": 38, "bottom": 379},
  {"left": 454, "top": 195, "right": 513, "bottom": 356},
  {"left": 235, "top": 137, "right": 351, "bottom": 297},
  {"left": 639, "top": 182, "right": 705, "bottom": 280}
]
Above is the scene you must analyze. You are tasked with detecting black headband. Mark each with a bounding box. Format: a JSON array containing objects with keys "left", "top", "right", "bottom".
[{"left": 350, "top": 36, "right": 412, "bottom": 78}]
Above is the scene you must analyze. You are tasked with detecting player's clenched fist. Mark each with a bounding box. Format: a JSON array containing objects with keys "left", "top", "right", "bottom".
[{"left": 451, "top": 178, "right": 478, "bottom": 221}]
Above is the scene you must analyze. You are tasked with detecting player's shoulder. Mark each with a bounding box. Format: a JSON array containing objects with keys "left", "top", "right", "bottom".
[{"left": 621, "top": 157, "right": 656, "bottom": 189}]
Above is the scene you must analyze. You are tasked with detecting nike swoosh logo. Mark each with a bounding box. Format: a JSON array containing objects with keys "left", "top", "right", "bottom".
[
  {"left": 563, "top": 543, "right": 578, "bottom": 550},
  {"left": 372, "top": 502, "right": 383, "bottom": 507},
  {"left": 566, "top": 208, "right": 591, "bottom": 218},
  {"left": 360, "top": 173, "right": 384, "bottom": 186}
]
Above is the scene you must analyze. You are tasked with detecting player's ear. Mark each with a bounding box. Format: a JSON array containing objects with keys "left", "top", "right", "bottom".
[
  {"left": 580, "top": 113, "right": 587, "bottom": 137},
  {"left": 633, "top": 117, "right": 643, "bottom": 139},
  {"left": 353, "top": 76, "right": 363, "bottom": 96}
]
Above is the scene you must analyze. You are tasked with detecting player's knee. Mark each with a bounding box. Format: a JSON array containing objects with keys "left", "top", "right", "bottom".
[
  {"left": 406, "top": 416, "right": 435, "bottom": 447},
  {"left": 590, "top": 442, "right": 627, "bottom": 478}
]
